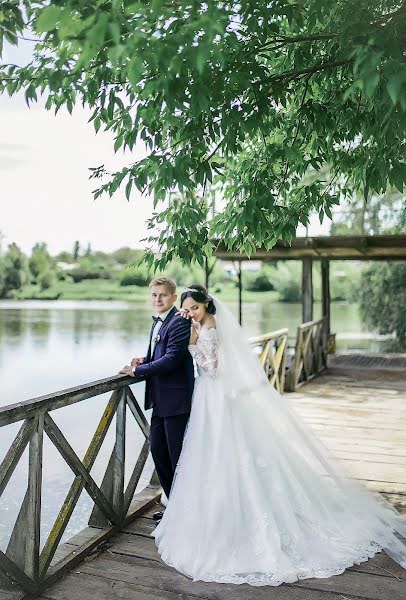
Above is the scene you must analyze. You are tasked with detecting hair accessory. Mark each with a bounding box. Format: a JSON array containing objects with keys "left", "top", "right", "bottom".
[{"left": 183, "top": 287, "right": 199, "bottom": 293}]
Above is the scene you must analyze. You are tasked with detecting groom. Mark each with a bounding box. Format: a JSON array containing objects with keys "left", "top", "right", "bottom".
[{"left": 120, "top": 277, "right": 194, "bottom": 518}]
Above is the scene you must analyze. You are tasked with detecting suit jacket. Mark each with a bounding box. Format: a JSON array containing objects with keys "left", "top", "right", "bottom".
[{"left": 135, "top": 306, "right": 194, "bottom": 417}]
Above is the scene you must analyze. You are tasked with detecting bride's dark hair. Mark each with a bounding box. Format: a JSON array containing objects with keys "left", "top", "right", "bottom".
[{"left": 180, "top": 284, "right": 216, "bottom": 315}]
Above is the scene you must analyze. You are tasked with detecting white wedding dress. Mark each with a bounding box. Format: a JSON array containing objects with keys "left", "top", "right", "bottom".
[{"left": 152, "top": 298, "right": 406, "bottom": 586}]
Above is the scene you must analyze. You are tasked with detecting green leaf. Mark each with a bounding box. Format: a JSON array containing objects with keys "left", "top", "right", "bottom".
[
  {"left": 125, "top": 178, "right": 132, "bottom": 200},
  {"left": 36, "top": 6, "right": 63, "bottom": 32},
  {"left": 387, "top": 74, "right": 403, "bottom": 105}
]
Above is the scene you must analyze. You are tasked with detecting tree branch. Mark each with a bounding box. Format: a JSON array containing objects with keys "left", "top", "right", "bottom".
[{"left": 253, "top": 58, "right": 353, "bottom": 87}]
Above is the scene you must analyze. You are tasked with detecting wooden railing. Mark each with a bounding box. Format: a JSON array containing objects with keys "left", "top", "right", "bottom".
[
  {"left": 249, "top": 328, "right": 288, "bottom": 394},
  {"left": 0, "top": 376, "right": 160, "bottom": 598},
  {"left": 286, "top": 317, "right": 327, "bottom": 392},
  {"left": 0, "top": 325, "right": 324, "bottom": 596}
]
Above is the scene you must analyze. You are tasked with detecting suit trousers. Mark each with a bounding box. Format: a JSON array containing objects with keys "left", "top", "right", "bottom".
[{"left": 150, "top": 412, "right": 190, "bottom": 498}]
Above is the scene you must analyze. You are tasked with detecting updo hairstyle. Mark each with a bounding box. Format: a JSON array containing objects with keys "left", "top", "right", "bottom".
[{"left": 180, "top": 284, "right": 216, "bottom": 315}]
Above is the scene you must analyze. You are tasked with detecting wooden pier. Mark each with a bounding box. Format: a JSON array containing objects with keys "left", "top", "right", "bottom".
[{"left": 1, "top": 353, "right": 405, "bottom": 600}]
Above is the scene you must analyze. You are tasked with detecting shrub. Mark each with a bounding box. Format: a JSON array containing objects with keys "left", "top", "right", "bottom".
[{"left": 359, "top": 262, "right": 406, "bottom": 347}]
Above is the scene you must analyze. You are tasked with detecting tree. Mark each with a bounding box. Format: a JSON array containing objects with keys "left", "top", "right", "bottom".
[
  {"left": 112, "top": 246, "right": 139, "bottom": 265},
  {"left": 0, "top": 243, "right": 29, "bottom": 297},
  {"left": 331, "top": 188, "right": 405, "bottom": 235},
  {"left": 1, "top": 1, "right": 406, "bottom": 268},
  {"left": 359, "top": 262, "right": 406, "bottom": 348},
  {"left": 73, "top": 240, "right": 80, "bottom": 261},
  {"left": 29, "top": 242, "right": 54, "bottom": 281}
]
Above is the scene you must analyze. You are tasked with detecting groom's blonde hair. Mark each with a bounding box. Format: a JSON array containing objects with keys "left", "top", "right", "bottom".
[{"left": 149, "top": 277, "right": 177, "bottom": 294}]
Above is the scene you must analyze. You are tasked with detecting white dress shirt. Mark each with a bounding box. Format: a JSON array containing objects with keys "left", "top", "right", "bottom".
[{"left": 150, "top": 307, "right": 173, "bottom": 356}]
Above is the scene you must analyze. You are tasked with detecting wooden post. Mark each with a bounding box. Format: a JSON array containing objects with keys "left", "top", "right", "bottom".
[
  {"left": 302, "top": 258, "right": 313, "bottom": 323},
  {"left": 238, "top": 261, "right": 242, "bottom": 325},
  {"left": 321, "top": 258, "right": 331, "bottom": 339},
  {"left": 25, "top": 414, "right": 43, "bottom": 581}
]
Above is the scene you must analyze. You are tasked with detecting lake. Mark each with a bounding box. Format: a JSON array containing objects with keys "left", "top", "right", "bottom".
[{"left": 0, "top": 298, "right": 390, "bottom": 551}]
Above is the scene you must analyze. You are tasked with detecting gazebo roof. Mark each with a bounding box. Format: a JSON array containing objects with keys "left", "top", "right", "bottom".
[{"left": 214, "top": 234, "right": 406, "bottom": 261}]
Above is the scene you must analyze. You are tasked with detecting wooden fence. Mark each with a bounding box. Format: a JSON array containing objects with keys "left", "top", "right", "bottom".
[
  {"left": 249, "top": 328, "right": 289, "bottom": 394},
  {"left": 0, "top": 376, "right": 160, "bottom": 598},
  {"left": 285, "top": 317, "right": 327, "bottom": 391}
]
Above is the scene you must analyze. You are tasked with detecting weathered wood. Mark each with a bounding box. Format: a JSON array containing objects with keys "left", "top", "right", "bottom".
[
  {"left": 40, "top": 574, "right": 204, "bottom": 600},
  {"left": 0, "top": 419, "right": 36, "bottom": 498},
  {"left": 287, "top": 366, "right": 406, "bottom": 512},
  {"left": 121, "top": 516, "right": 156, "bottom": 537},
  {"left": 124, "top": 439, "right": 150, "bottom": 514},
  {"left": 113, "top": 389, "right": 126, "bottom": 517},
  {"left": 0, "top": 377, "right": 156, "bottom": 597},
  {"left": 0, "top": 375, "right": 134, "bottom": 428},
  {"left": 88, "top": 389, "right": 127, "bottom": 528},
  {"left": 47, "top": 554, "right": 358, "bottom": 600},
  {"left": 110, "top": 532, "right": 164, "bottom": 564},
  {"left": 249, "top": 328, "right": 288, "bottom": 393},
  {"left": 39, "top": 389, "right": 122, "bottom": 577},
  {"left": 6, "top": 490, "right": 30, "bottom": 574},
  {"left": 25, "top": 414, "right": 44, "bottom": 581},
  {"left": 321, "top": 258, "right": 330, "bottom": 340},
  {"left": 40, "top": 486, "right": 161, "bottom": 594},
  {"left": 292, "top": 567, "right": 406, "bottom": 600},
  {"left": 286, "top": 318, "right": 327, "bottom": 391},
  {"left": 0, "top": 550, "right": 36, "bottom": 595},
  {"left": 149, "top": 468, "right": 161, "bottom": 486},
  {"left": 214, "top": 234, "right": 406, "bottom": 260},
  {"left": 126, "top": 387, "right": 150, "bottom": 439},
  {"left": 88, "top": 448, "right": 118, "bottom": 529},
  {"left": 302, "top": 257, "right": 313, "bottom": 323},
  {"left": 43, "top": 414, "right": 118, "bottom": 526}
]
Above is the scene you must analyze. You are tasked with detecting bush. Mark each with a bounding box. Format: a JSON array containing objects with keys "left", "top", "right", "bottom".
[
  {"left": 359, "top": 262, "right": 406, "bottom": 347},
  {"left": 245, "top": 271, "right": 274, "bottom": 292},
  {"left": 38, "top": 269, "right": 55, "bottom": 290},
  {"left": 70, "top": 266, "right": 112, "bottom": 282},
  {"left": 270, "top": 262, "right": 302, "bottom": 302},
  {"left": 120, "top": 273, "right": 150, "bottom": 286}
]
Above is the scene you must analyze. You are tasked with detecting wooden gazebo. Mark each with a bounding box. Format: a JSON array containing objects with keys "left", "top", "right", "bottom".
[{"left": 214, "top": 234, "right": 406, "bottom": 336}]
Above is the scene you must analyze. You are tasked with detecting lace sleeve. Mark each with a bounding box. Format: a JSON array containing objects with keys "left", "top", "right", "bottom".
[{"left": 188, "top": 328, "right": 218, "bottom": 377}]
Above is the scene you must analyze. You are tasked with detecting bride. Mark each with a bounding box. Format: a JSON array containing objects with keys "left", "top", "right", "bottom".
[{"left": 152, "top": 284, "right": 406, "bottom": 586}]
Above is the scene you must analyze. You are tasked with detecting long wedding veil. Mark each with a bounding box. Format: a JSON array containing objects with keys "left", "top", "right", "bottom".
[{"left": 212, "top": 296, "right": 406, "bottom": 568}]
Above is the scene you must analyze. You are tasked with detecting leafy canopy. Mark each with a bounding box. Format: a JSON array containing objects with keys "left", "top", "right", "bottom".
[{"left": 1, "top": 0, "right": 406, "bottom": 268}]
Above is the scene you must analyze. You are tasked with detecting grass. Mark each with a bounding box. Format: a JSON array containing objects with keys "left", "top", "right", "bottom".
[{"left": 12, "top": 279, "right": 281, "bottom": 303}]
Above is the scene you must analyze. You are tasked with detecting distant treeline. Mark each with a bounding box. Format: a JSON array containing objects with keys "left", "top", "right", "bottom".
[
  {"left": 0, "top": 240, "right": 404, "bottom": 347},
  {"left": 0, "top": 240, "right": 363, "bottom": 302}
]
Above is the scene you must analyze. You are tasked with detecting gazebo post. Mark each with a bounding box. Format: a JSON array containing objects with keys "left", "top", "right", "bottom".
[
  {"left": 238, "top": 261, "right": 242, "bottom": 325},
  {"left": 321, "top": 257, "right": 334, "bottom": 353},
  {"left": 321, "top": 258, "right": 331, "bottom": 337},
  {"left": 302, "top": 258, "right": 313, "bottom": 323}
]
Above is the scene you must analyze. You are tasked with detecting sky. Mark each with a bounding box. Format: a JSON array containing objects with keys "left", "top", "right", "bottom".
[{"left": 0, "top": 38, "right": 328, "bottom": 256}]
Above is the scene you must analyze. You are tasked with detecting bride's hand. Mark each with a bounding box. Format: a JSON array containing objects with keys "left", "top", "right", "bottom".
[{"left": 176, "top": 309, "right": 190, "bottom": 319}]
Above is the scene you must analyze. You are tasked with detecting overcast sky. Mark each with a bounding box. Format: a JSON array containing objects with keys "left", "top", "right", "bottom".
[{"left": 0, "top": 39, "right": 328, "bottom": 256}]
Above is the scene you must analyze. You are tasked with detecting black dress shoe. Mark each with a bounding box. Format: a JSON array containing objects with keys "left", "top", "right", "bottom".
[{"left": 153, "top": 510, "right": 164, "bottom": 521}]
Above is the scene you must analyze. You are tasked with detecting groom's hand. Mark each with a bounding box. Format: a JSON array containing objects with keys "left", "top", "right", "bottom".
[
  {"left": 119, "top": 365, "right": 135, "bottom": 377},
  {"left": 131, "top": 357, "right": 144, "bottom": 367}
]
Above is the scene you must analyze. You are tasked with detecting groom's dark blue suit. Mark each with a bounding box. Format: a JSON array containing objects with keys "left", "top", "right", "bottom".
[{"left": 135, "top": 306, "right": 194, "bottom": 497}]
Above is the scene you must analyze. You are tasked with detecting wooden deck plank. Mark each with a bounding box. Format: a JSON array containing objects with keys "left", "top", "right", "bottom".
[
  {"left": 287, "top": 363, "right": 406, "bottom": 517},
  {"left": 44, "top": 553, "right": 371, "bottom": 600},
  {"left": 292, "top": 568, "right": 405, "bottom": 600}
]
